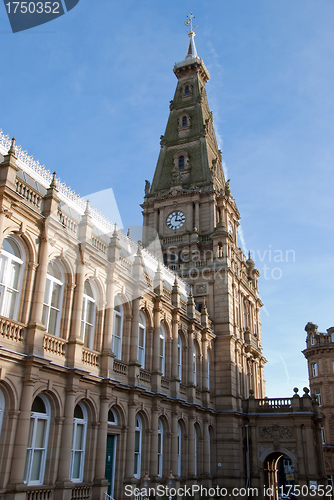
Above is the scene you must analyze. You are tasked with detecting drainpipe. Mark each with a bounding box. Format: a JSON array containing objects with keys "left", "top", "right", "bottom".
[{"left": 245, "top": 424, "right": 250, "bottom": 489}]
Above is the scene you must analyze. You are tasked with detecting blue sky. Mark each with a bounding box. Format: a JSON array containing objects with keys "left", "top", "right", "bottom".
[{"left": 1, "top": 0, "right": 334, "bottom": 397}]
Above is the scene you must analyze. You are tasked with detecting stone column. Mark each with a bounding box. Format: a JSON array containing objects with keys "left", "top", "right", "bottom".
[
  {"left": 101, "top": 276, "right": 116, "bottom": 377},
  {"left": 56, "top": 388, "right": 76, "bottom": 482},
  {"left": 188, "top": 415, "right": 195, "bottom": 477},
  {"left": 95, "top": 395, "right": 109, "bottom": 481},
  {"left": 154, "top": 209, "right": 159, "bottom": 235},
  {"left": 129, "top": 296, "right": 141, "bottom": 385},
  {"left": 171, "top": 313, "right": 180, "bottom": 397},
  {"left": 125, "top": 402, "right": 137, "bottom": 481},
  {"left": 151, "top": 299, "right": 161, "bottom": 391},
  {"left": 26, "top": 234, "right": 49, "bottom": 355},
  {"left": 20, "top": 262, "right": 38, "bottom": 325},
  {"left": 203, "top": 422, "right": 210, "bottom": 476},
  {"left": 62, "top": 284, "right": 75, "bottom": 340},
  {"left": 8, "top": 380, "right": 35, "bottom": 485},
  {"left": 171, "top": 409, "right": 178, "bottom": 477},
  {"left": 188, "top": 329, "right": 195, "bottom": 402},
  {"left": 67, "top": 256, "right": 85, "bottom": 366},
  {"left": 195, "top": 202, "right": 200, "bottom": 230},
  {"left": 150, "top": 407, "right": 159, "bottom": 479}
]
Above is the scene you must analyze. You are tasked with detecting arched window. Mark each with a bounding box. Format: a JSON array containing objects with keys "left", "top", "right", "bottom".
[
  {"left": 0, "top": 388, "right": 4, "bottom": 437},
  {"left": 163, "top": 253, "right": 168, "bottom": 266},
  {"left": 159, "top": 325, "right": 165, "bottom": 376},
  {"left": 177, "top": 335, "right": 182, "bottom": 380},
  {"left": 70, "top": 403, "right": 87, "bottom": 482},
  {"left": 181, "top": 116, "right": 188, "bottom": 127},
  {"left": 311, "top": 335, "right": 316, "bottom": 346},
  {"left": 0, "top": 236, "right": 25, "bottom": 320},
  {"left": 112, "top": 299, "right": 124, "bottom": 360},
  {"left": 134, "top": 415, "right": 142, "bottom": 479},
  {"left": 178, "top": 251, "right": 183, "bottom": 263},
  {"left": 81, "top": 281, "right": 96, "bottom": 349},
  {"left": 108, "top": 408, "right": 118, "bottom": 425},
  {"left": 184, "top": 85, "right": 190, "bottom": 96},
  {"left": 157, "top": 418, "right": 163, "bottom": 477},
  {"left": 194, "top": 426, "right": 198, "bottom": 476},
  {"left": 170, "top": 253, "right": 176, "bottom": 263},
  {"left": 178, "top": 155, "right": 185, "bottom": 170},
  {"left": 177, "top": 423, "right": 181, "bottom": 476},
  {"left": 24, "top": 394, "right": 50, "bottom": 485},
  {"left": 42, "top": 261, "right": 64, "bottom": 336},
  {"left": 193, "top": 344, "right": 197, "bottom": 386},
  {"left": 138, "top": 312, "right": 146, "bottom": 368}
]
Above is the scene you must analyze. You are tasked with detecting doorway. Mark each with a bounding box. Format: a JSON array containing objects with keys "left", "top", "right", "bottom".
[{"left": 105, "top": 435, "right": 117, "bottom": 497}]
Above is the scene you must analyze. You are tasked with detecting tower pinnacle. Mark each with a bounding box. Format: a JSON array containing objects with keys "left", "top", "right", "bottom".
[{"left": 184, "top": 13, "right": 198, "bottom": 62}]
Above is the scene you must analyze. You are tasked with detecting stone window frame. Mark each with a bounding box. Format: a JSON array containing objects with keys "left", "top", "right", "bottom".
[
  {"left": 173, "top": 150, "right": 190, "bottom": 172},
  {"left": 70, "top": 402, "right": 88, "bottom": 483},
  {"left": 178, "top": 112, "right": 191, "bottom": 130},
  {"left": 24, "top": 394, "right": 51, "bottom": 486},
  {"left": 182, "top": 83, "right": 193, "bottom": 98}
]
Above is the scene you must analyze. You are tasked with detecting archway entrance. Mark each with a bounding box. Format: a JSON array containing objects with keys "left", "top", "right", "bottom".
[{"left": 264, "top": 453, "right": 295, "bottom": 499}]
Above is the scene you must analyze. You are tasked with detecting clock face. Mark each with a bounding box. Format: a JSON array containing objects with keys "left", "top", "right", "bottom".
[{"left": 166, "top": 211, "right": 186, "bottom": 230}]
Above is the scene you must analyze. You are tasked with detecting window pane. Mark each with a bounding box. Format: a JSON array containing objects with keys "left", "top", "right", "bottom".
[
  {"left": 115, "top": 315, "right": 121, "bottom": 337},
  {"left": 30, "top": 450, "right": 43, "bottom": 481},
  {"left": 134, "top": 454, "right": 139, "bottom": 476},
  {"left": 3, "top": 289, "right": 17, "bottom": 318},
  {"left": 72, "top": 451, "right": 82, "bottom": 479},
  {"left": 160, "top": 337, "right": 164, "bottom": 356},
  {"left": 27, "top": 419, "right": 34, "bottom": 448},
  {"left": 135, "top": 430, "right": 140, "bottom": 453},
  {"left": 139, "top": 327, "right": 144, "bottom": 347},
  {"left": 0, "top": 255, "right": 7, "bottom": 283},
  {"left": 86, "top": 300, "right": 94, "bottom": 324},
  {"left": 75, "top": 423, "right": 84, "bottom": 450},
  {"left": 48, "top": 308, "right": 58, "bottom": 336},
  {"left": 35, "top": 419, "right": 46, "bottom": 448},
  {"left": 43, "top": 279, "right": 51, "bottom": 304},
  {"left": 8, "top": 261, "right": 21, "bottom": 290},
  {"left": 50, "top": 283, "right": 61, "bottom": 308},
  {"left": 42, "top": 304, "right": 48, "bottom": 328}
]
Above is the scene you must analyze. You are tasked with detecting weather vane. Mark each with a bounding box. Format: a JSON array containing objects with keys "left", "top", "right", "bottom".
[{"left": 184, "top": 12, "right": 198, "bottom": 34}]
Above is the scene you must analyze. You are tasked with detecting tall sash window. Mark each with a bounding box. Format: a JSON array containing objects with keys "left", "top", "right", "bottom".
[
  {"left": 24, "top": 395, "right": 50, "bottom": 485},
  {"left": 0, "top": 237, "right": 24, "bottom": 320},
  {"left": 81, "top": 281, "right": 96, "bottom": 349},
  {"left": 42, "top": 262, "right": 64, "bottom": 336}
]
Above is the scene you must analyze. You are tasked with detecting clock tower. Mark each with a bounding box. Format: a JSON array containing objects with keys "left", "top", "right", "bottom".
[{"left": 142, "top": 27, "right": 266, "bottom": 411}]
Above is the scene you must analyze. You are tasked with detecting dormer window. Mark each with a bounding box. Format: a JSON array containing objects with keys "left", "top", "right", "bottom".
[{"left": 179, "top": 156, "right": 185, "bottom": 170}]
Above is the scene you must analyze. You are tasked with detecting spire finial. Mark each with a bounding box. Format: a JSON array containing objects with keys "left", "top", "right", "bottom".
[
  {"left": 183, "top": 13, "right": 198, "bottom": 61},
  {"left": 50, "top": 171, "right": 57, "bottom": 188},
  {"left": 85, "top": 199, "right": 90, "bottom": 215},
  {"left": 113, "top": 222, "right": 118, "bottom": 237},
  {"left": 184, "top": 12, "right": 198, "bottom": 35},
  {"left": 8, "top": 137, "right": 16, "bottom": 156}
]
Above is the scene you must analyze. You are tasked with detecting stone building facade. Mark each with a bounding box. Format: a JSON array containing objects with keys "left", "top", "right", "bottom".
[
  {"left": 303, "top": 322, "right": 334, "bottom": 488},
  {"left": 0, "top": 30, "right": 327, "bottom": 500}
]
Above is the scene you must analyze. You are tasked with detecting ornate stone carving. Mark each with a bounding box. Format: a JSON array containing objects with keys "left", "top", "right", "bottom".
[
  {"left": 259, "top": 426, "right": 273, "bottom": 438},
  {"left": 194, "top": 283, "right": 208, "bottom": 295},
  {"left": 279, "top": 426, "right": 294, "bottom": 439}
]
